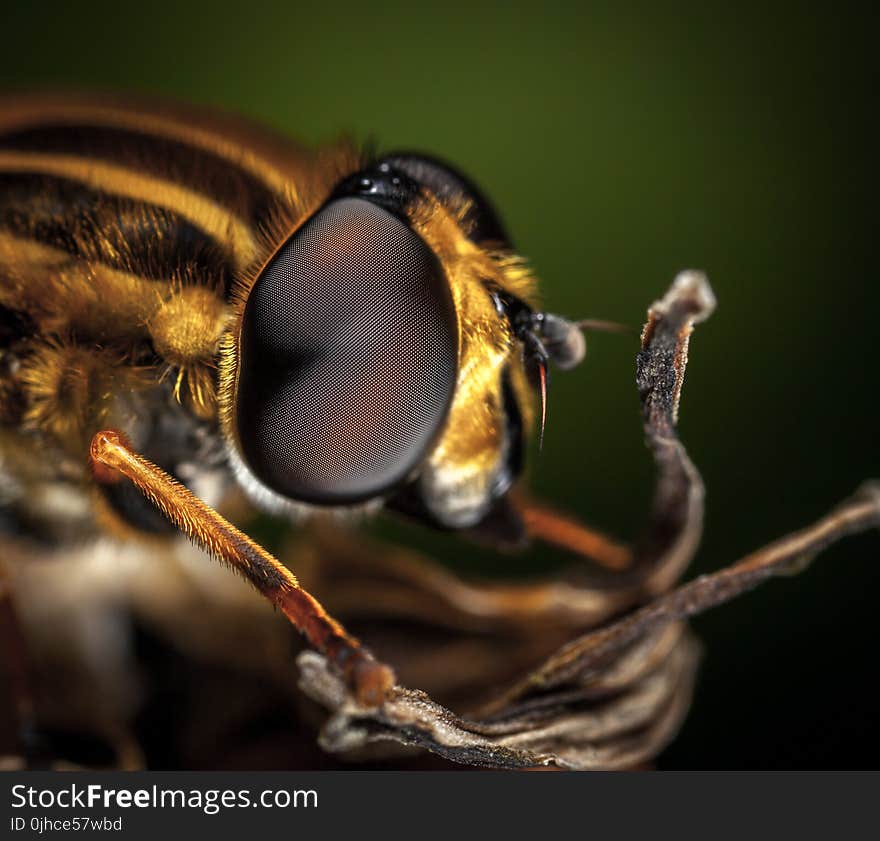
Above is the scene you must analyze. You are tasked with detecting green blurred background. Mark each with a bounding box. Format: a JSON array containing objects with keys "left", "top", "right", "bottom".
[{"left": 3, "top": 0, "right": 876, "bottom": 769}]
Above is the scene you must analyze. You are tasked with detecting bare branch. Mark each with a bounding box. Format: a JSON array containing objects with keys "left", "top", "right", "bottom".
[
  {"left": 490, "top": 483, "right": 880, "bottom": 705},
  {"left": 632, "top": 270, "right": 715, "bottom": 594},
  {"left": 296, "top": 271, "right": 878, "bottom": 770}
]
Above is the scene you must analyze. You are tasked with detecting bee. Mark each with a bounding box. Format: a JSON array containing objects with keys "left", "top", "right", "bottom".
[{"left": 0, "top": 92, "right": 618, "bottom": 763}]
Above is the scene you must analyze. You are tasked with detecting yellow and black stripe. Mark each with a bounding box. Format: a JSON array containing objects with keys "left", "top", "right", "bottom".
[
  {"left": 0, "top": 93, "right": 307, "bottom": 298},
  {"left": 0, "top": 93, "right": 540, "bottom": 542},
  {"left": 0, "top": 93, "right": 360, "bottom": 439},
  {"left": 0, "top": 94, "right": 543, "bottom": 701},
  {"left": 0, "top": 95, "right": 398, "bottom": 700}
]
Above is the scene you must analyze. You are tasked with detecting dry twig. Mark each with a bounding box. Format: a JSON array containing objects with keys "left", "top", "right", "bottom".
[{"left": 296, "top": 271, "right": 880, "bottom": 769}]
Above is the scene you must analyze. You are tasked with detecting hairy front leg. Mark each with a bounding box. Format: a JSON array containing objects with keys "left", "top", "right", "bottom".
[{"left": 89, "top": 429, "right": 395, "bottom": 707}]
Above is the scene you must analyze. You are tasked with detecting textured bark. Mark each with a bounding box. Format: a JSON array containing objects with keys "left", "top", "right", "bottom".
[{"left": 296, "top": 272, "right": 880, "bottom": 769}]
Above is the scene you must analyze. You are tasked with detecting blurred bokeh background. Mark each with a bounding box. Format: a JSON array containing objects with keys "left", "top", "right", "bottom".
[{"left": 2, "top": 0, "right": 876, "bottom": 769}]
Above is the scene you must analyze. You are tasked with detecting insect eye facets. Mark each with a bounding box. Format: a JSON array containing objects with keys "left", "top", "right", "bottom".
[{"left": 236, "top": 198, "right": 458, "bottom": 505}]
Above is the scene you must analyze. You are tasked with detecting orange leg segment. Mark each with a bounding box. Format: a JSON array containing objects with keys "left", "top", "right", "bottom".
[
  {"left": 520, "top": 501, "right": 632, "bottom": 571},
  {"left": 89, "top": 429, "right": 394, "bottom": 707}
]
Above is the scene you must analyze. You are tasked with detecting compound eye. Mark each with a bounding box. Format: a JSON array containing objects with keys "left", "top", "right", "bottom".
[{"left": 236, "top": 197, "right": 457, "bottom": 505}]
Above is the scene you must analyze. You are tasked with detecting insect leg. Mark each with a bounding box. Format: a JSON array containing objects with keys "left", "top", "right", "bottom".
[
  {"left": 88, "top": 429, "right": 395, "bottom": 707},
  {"left": 301, "top": 523, "right": 640, "bottom": 633},
  {"left": 517, "top": 499, "right": 632, "bottom": 571}
]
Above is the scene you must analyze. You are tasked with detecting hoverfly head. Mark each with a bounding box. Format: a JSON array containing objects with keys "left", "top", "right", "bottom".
[{"left": 225, "top": 152, "right": 595, "bottom": 531}]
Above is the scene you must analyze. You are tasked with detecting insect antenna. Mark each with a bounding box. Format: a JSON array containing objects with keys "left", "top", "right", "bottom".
[
  {"left": 575, "top": 318, "right": 632, "bottom": 334},
  {"left": 530, "top": 313, "right": 630, "bottom": 449}
]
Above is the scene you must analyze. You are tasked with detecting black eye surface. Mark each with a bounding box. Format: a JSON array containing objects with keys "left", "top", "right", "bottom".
[
  {"left": 236, "top": 197, "right": 457, "bottom": 505},
  {"left": 379, "top": 152, "right": 509, "bottom": 246}
]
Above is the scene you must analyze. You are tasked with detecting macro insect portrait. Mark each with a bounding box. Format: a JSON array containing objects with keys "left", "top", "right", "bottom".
[{"left": 0, "top": 3, "right": 877, "bottom": 776}]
